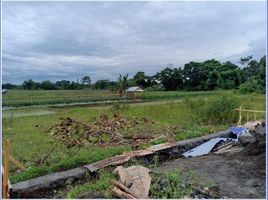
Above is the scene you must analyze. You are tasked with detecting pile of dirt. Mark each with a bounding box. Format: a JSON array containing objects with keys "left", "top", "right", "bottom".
[{"left": 39, "top": 113, "right": 171, "bottom": 148}]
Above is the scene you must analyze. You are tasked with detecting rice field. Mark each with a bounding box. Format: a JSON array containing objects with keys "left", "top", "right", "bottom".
[{"left": 3, "top": 89, "right": 233, "bottom": 107}]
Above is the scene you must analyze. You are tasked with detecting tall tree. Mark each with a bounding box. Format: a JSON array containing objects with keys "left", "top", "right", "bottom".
[
  {"left": 81, "top": 76, "right": 91, "bottom": 86},
  {"left": 117, "top": 74, "right": 129, "bottom": 96}
]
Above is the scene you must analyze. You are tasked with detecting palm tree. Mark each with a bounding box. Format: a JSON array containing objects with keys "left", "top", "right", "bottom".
[{"left": 117, "top": 74, "right": 129, "bottom": 96}]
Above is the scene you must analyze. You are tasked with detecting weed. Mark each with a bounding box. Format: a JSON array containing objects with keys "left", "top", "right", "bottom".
[
  {"left": 3, "top": 91, "right": 265, "bottom": 183},
  {"left": 198, "top": 95, "right": 240, "bottom": 125},
  {"left": 149, "top": 169, "right": 195, "bottom": 198},
  {"left": 66, "top": 169, "right": 115, "bottom": 198}
]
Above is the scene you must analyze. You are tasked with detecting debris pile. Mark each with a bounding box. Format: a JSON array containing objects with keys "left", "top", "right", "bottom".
[
  {"left": 40, "top": 113, "right": 169, "bottom": 148},
  {"left": 182, "top": 120, "right": 266, "bottom": 157}
]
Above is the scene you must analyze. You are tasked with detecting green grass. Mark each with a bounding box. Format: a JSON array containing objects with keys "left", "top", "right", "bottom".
[
  {"left": 3, "top": 89, "right": 233, "bottom": 107},
  {"left": 2, "top": 91, "right": 265, "bottom": 183},
  {"left": 65, "top": 169, "right": 115, "bottom": 198},
  {"left": 3, "top": 89, "right": 120, "bottom": 107},
  {"left": 150, "top": 169, "right": 195, "bottom": 199}
]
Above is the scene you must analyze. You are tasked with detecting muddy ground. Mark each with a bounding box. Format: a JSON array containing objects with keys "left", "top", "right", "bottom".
[{"left": 155, "top": 140, "right": 266, "bottom": 198}]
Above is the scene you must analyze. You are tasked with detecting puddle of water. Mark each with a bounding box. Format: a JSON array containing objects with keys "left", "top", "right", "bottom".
[{"left": 3, "top": 110, "right": 56, "bottom": 118}]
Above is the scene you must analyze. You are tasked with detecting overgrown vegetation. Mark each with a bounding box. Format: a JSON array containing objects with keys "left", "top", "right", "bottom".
[
  {"left": 3, "top": 89, "right": 227, "bottom": 107},
  {"left": 198, "top": 95, "right": 240, "bottom": 125},
  {"left": 2, "top": 91, "right": 265, "bottom": 184},
  {"left": 65, "top": 169, "right": 115, "bottom": 198},
  {"left": 150, "top": 169, "right": 194, "bottom": 198}
]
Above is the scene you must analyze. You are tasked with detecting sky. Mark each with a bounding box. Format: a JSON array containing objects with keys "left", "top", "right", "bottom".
[{"left": 2, "top": 1, "right": 266, "bottom": 84}]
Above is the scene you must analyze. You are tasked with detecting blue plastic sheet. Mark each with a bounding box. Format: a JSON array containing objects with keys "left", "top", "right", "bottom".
[{"left": 229, "top": 126, "right": 248, "bottom": 142}]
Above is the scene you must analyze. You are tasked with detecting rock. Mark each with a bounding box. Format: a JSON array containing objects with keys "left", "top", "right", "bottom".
[
  {"left": 254, "top": 125, "right": 266, "bottom": 138},
  {"left": 238, "top": 132, "right": 256, "bottom": 146},
  {"left": 65, "top": 177, "right": 75, "bottom": 185}
]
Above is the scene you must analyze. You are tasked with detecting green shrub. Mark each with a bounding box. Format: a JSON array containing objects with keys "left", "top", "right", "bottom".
[
  {"left": 150, "top": 169, "right": 194, "bottom": 198},
  {"left": 184, "top": 97, "right": 206, "bottom": 110},
  {"left": 239, "top": 80, "right": 263, "bottom": 94},
  {"left": 66, "top": 169, "right": 114, "bottom": 198},
  {"left": 198, "top": 95, "right": 240, "bottom": 125}
]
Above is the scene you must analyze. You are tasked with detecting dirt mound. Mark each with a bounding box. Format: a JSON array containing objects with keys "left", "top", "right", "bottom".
[
  {"left": 242, "top": 139, "right": 265, "bottom": 156},
  {"left": 39, "top": 113, "right": 173, "bottom": 148}
]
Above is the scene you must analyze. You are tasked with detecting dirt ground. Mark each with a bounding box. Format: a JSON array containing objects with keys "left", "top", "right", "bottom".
[{"left": 155, "top": 141, "right": 266, "bottom": 198}]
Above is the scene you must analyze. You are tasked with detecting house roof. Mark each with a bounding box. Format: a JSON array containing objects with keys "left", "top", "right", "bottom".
[{"left": 126, "top": 86, "right": 144, "bottom": 92}]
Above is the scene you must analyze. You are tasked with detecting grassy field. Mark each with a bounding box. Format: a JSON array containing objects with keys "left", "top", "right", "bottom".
[
  {"left": 2, "top": 90, "right": 266, "bottom": 197},
  {"left": 4, "top": 89, "right": 232, "bottom": 107}
]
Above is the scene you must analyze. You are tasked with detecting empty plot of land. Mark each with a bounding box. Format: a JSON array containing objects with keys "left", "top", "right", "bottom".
[{"left": 156, "top": 147, "right": 265, "bottom": 198}]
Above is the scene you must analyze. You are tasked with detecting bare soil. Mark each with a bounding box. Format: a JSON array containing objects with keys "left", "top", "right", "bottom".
[{"left": 155, "top": 140, "right": 266, "bottom": 198}]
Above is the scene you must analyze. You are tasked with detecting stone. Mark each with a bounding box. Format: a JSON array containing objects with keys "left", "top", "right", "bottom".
[
  {"left": 238, "top": 132, "right": 256, "bottom": 146},
  {"left": 254, "top": 125, "right": 266, "bottom": 138}
]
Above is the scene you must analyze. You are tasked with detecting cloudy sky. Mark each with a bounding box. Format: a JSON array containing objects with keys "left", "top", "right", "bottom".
[{"left": 2, "top": 1, "right": 266, "bottom": 84}]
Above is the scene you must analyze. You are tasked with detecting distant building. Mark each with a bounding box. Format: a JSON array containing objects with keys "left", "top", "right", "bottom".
[
  {"left": 125, "top": 86, "right": 144, "bottom": 100},
  {"left": 126, "top": 86, "right": 144, "bottom": 93}
]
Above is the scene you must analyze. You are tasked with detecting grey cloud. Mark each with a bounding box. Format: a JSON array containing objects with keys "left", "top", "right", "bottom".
[{"left": 2, "top": 1, "right": 266, "bottom": 84}]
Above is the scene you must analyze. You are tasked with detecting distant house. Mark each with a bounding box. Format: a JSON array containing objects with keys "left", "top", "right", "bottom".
[
  {"left": 126, "top": 86, "right": 144, "bottom": 93},
  {"left": 125, "top": 86, "right": 144, "bottom": 100}
]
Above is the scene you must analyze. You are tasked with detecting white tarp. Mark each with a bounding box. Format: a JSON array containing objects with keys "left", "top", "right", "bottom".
[
  {"left": 182, "top": 126, "right": 248, "bottom": 158},
  {"left": 182, "top": 138, "right": 228, "bottom": 158}
]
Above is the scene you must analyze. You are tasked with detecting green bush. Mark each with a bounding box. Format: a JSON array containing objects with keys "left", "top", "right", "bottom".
[
  {"left": 150, "top": 169, "right": 194, "bottom": 198},
  {"left": 198, "top": 95, "right": 240, "bottom": 125},
  {"left": 239, "top": 80, "right": 264, "bottom": 94},
  {"left": 184, "top": 97, "right": 205, "bottom": 110}
]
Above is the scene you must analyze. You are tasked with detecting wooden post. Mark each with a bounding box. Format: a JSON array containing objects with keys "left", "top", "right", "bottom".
[
  {"left": 246, "top": 112, "right": 249, "bottom": 122},
  {"left": 3, "top": 140, "right": 10, "bottom": 199},
  {"left": 237, "top": 106, "right": 242, "bottom": 125},
  {"left": 254, "top": 112, "right": 257, "bottom": 120}
]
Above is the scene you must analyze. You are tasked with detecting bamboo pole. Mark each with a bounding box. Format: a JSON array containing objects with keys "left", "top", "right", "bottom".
[
  {"left": 2, "top": 149, "right": 26, "bottom": 171},
  {"left": 3, "top": 140, "right": 10, "bottom": 199},
  {"left": 235, "top": 107, "right": 265, "bottom": 125},
  {"left": 237, "top": 106, "right": 242, "bottom": 125},
  {"left": 9, "top": 155, "right": 26, "bottom": 171},
  {"left": 234, "top": 108, "right": 265, "bottom": 113}
]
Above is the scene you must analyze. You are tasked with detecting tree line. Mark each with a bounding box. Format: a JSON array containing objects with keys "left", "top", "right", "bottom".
[{"left": 3, "top": 55, "right": 266, "bottom": 94}]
